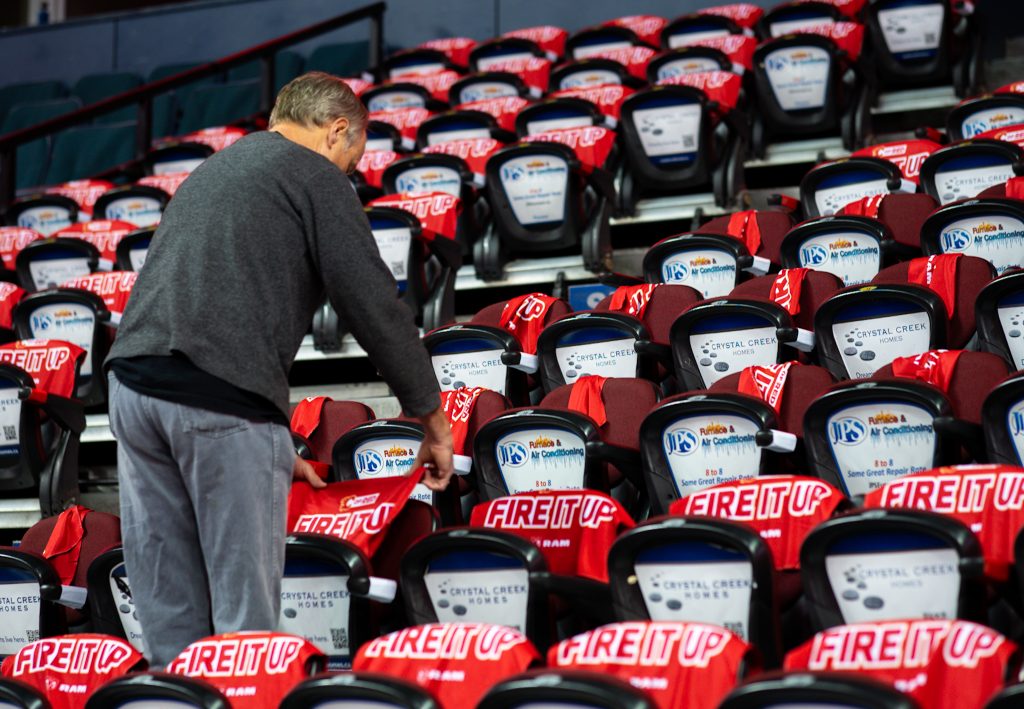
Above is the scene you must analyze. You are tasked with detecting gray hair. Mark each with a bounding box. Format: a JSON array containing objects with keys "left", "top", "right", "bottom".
[{"left": 269, "top": 71, "right": 368, "bottom": 134}]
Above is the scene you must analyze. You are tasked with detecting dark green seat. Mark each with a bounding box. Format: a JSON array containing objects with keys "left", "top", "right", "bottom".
[
  {"left": 0, "top": 80, "right": 66, "bottom": 126},
  {"left": 43, "top": 122, "right": 136, "bottom": 185},
  {"left": 177, "top": 80, "right": 261, "bottom": 134},
  {"left": 227, "top": 50, "right": 304, "bottom": 92},
  {"left": 305, "top": 41, "right": 370, "bottom": 77},
  {"left": 148, "top": 62, "right": 220, "bottom": 139},
  {"left": 1, "top": 98, "right": 82, "bottom": 190},
  {"left": 72, "top": 71, "right": 143, "bottom": 124}
]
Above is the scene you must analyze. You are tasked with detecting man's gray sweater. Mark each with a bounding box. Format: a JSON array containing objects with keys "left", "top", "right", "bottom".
[{"left": 107, "top": 131, "right": 440, "bottom": 418}]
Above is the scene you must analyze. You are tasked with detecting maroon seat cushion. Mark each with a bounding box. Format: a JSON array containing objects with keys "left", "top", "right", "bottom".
[
  {"left": 710, "top": 364, "right": 836, "bottom": 435},
  {"left": 303, "top": 400, "right": 376, "bottom": 464},
  {"left": 874, "top": 193, "right": 940, "bottom": 251},
  {"left": 595, "top": 284, "right": 704, "bottom": 345},
  {"left": 729, "top": 270, "right": 844, "bottom": 332},
  {"left": 871, "top": 255, "right": 996, "bottom": 348},
  {"left": 871, "top": 351, "right": 1010, "bottom": 424},
  {"left": 472, "top": 298, "right": 572, "bottom": 329},
  {"left": 702, "top": 210, "right": 795, "bottom": 266}
]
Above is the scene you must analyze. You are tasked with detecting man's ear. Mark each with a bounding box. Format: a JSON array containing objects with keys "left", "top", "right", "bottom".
[{"left": 328, "top": 116, "right": 350, "bottom": 148}]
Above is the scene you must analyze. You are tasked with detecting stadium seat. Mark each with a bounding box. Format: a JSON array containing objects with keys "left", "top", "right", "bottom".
[
  {"left": 85, "top": 673, "right": 228, "bottom": 708},
  {"left": 352, "top": 623, "right": 540, "bottom": 708},
  {"left": 449, "top": 72, "right": 534, "bottom": 105},
  {"left": 799, "top": 157, "right": 913, "bottom": 218},
  {"left": 305, "top": 41, "right": 371, "bottom": 77},
  {"left": 401, "top": 526, "right": 611, "bottom": 651},
  {"left": 290, "top": 397, "right": 376, "bottom": 468},
  {"left": 90, "top": 185, "right": 168, "bottom": 227},
  {"left": 1, "top": 634, "right": 144, "bottom": 706},
  {"left": 416, "top": 109, "right": 511, "bottom": 149},
  {"left": 0, "top": 80, "right": 67, "bottom": 126},
  {"left": 471, "top": 407, "right": 603, "bottom": 498},
  {"left": 364, "top": 82, "right": 444, "bottom": 114},
  {"left": 0, "top": 228, "right": 43, "bottom": 284},
  {"left": 720, "top": 672, "right": 920, "bottom": 709},
  {"left": 947, "top": 93, "right": 1024, "bottom": 141},
  {"left": 423, "top": 294, "right": 571, "bottom": 404},
  {"left": 780, "top": 216, "right": 896, "bottom": 286},
  {"left": 648, "top": 41, "right": 751, "bottom": 80},
  {"left": 800, "top": 509, "right": 984, "bottom": 630},
  {"left": 0, "top": 678, "right": 48, "bottom": 708},
  {"left": 43, "top": 178, "right": 116, "bottom": 219},
  {"left": 981, "top": 372, "right": 1024, "bottom": 464},
  {"left": 670, "top": 299, "right": 814, "bottom": 389},
  {"left": 281, "top": 672, "right": 441, "bottom": 709},
  {"left": 0, "top": 340, "right": 87, "bottom": 515},
  {"left": 167, "top": 632, "right": 325, "bottom": 707},
  {"left": 641, "top": 231, "right": 772, "bottom": 297},
  {"left": 919, "top": 197, "right": 1024, "bottom": 277},
  {"left": 701, "top": 208, "right": 797, "bottom": 270},
  {"left": 919, "top": 139, "right": 1024, "bottom": 205},
  {"left": 479, "top": 670, "right": 657, "bottom": 709},
  {"left": 728, "top": 272, "right": 844, "bottom": 349},
  {"left": 514, "top": 97, "right": 608, "bottom": 137},
  {"left": 86, "top": 547, "right": 145, "bottom": 653},
  {"left": 16, "top": 239, "right": 97, "bottom": 294},
  {"left": 17, "top": 506, "right": 121, "bottom": 629},
  {"left": 837, "top": 192, "right": 940, "bottom": 258},
  {"left": 804, "top": 373, "right": 963, "bottom": 498},
  {"left": 113, "top": 227, "right": 154, "bottom": 272},
  {"left": 639, "top": 391, "right": 795, "bottom": 511},
  {"left": 0, "top": 547, "right": 67, "bottom": 653},
  {"left": 549, "top": 620, "right": 756, "bottom": 708},
  {"left": 330, "top": 418, "right": 435, "bottom": 501},
  {"left": 0, "top": 98, "right": 82, "bottom": 191},
  {"left": 4, "top": 194, "right": 78, "bottom": 238},
  {"left": 750, "top": 22, "right": 869, "bottom": 155},
  {"left": 13, "top": 289, "right": 111, "bottom": 406},
  {"left": 43, "top": 122, "right": 137, "bottom": 187},
  {"left": 145, "top": 139, "right": 213, "bottom": 176},
  {"left": 759, "top": 1, "right": 847, "bottom": 38},
  {"left": 226, "top": 49, "right": 304, "bottom": 92},
  {"left": 710, "top": 362, "right": 838, "bottom": 465},
  {"left": 976, "top": 269, "right": 1024, "bottom": 371},
  {"left": 784, "top": 619, "right": 1017, "bottom": 708},
  {"left": 278, "top": 534, "right": 397, "bottom": 670},
  {"left": 594, "top": 283, "right": 704, "bottom": 353},
  {"left": 617, "top": 71, "right": 747, "bottom": 211},
  {"left": 661, "top": 4, "right": 763, "bottom": 50},
  {"left": 72, "top": 72, "right": 142, "bottom": 124},
  {"left": 608, "top": 516, "right": 782, "bottom": 666},
  {"left": 566, "top": 24, "right": 651, "bottom": 59},
  {"left": 177, "top": 80, "right": 260, "bottom": 134},
  {"left": 381, "top": 47, "right": 457, "bottom": 80},
  {"left": 476, "top": 127, "right": 615, "bottom": 279}
]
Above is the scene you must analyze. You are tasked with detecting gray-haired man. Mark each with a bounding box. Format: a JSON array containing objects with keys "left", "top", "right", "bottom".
[{"left": 106, "top": 72, "right": 453, "bottom": 665}]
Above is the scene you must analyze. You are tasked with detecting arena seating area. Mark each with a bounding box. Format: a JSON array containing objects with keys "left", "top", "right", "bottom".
[{"left": 6, "top": 0, "right": 1024, "bottom": 706}]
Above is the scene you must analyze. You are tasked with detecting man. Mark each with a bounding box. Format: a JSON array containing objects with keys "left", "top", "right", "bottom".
[{"left": 106, "top": 72, "right": 453, "bottom": 666}]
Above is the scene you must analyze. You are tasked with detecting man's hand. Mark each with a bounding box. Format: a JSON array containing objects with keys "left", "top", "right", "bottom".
[
  {"left": 294, "top": 455, "right": 327, "bottom": 489},
  {"left": 413, "top": 406, "right": 455, "bottom": 491}
]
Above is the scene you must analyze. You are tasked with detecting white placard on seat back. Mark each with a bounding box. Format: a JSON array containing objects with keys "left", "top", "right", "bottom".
[
  {"left": 662, "top": 413, "right": 762, "bottom": 497},
  {"left": 495, "top": 427, "right": 587, "bottom": 494}
]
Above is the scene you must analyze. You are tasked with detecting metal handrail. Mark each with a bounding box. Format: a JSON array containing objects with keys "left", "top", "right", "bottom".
[{"left": 0, "top": 0, "right": 386, "bottom": 211}]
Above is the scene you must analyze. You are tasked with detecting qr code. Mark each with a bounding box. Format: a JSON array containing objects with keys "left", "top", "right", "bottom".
[
  {"left": 723, "top": 622, "right": 745, "bottom": 639},
  {"left": 26, "top": 629, "right": 39, "bottom": 642},
  {"left": 3, "top": 425, "right": 15, "bottom": 441},
  {"left": 683, "top": 135, "right": 695, "bottom": 149},
  {"left": 330, "top": 627, "right": 348, "bottom": 651},
  {"left": 924, "top": 33, "right": 937, "bottom": 44},
  {"left": 390, "top": 261, "right": 406, "bottom": 277}
]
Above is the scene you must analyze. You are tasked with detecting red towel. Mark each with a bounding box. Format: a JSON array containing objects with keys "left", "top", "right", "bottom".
[
  {"left": 907, "top": 254, "right": 961, "bottom": 320},
  {"left": 737, "top": 362, "right": 799, "bottom": 414},
  {"left": 498, "top": 293, "right": 559, "bottom": 354},
  {"left": 769, "top": 268, "right": 810, "bottom": 316},
  {"left": 890, "top": 349, "right": 963, "bottom": 393},
  {"left": 567, "top": 375, "right": 607, "bottom": 426},
  {"left": 289, "top": 396, "right": 330, "bottom": 438},
  {"left": 726, "top": 209, "right": 762, "bottom": 255},
  {"left": 42, "top": 505, "right": 90, "bottom": 585},
  {"left": 441, "top": 387, "right": 486, "bottom": 455},
  {"left": 608, "top": 284, "right": 658, "bottom": 319}
]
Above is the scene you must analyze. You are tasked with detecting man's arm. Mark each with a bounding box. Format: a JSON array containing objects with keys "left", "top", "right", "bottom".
[{"left": 306, "top": 167, "right": 454, "bottom": 490}]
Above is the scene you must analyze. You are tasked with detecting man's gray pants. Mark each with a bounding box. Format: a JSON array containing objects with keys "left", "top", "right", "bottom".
[{"left": 107, "top": 372, "right": 293, "bottom": 667}]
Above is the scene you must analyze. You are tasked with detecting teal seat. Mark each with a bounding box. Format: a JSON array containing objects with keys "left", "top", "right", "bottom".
[
  {"left": 227, "top": 50, "right": 304, "bottom": 92},
  {"left": 73, "top": 72, "right": 143, "bottom": 124},
  {"left": 43, "top": 122, "right": 136, "bottom": 185},
  {"left": 0, "top": 80, "right": 66, "bottom": 126},
  {"left": 1, "top": 98, "right": 82, "bottom": 191},
  {"left": 177, "top": 80, "right": 261, "bottom": 134},
  {"left": 148, "top": 62, "right": 220, "bottom": 140},
  {"left": 305, "top": 41, "right": 370, "bottom": 77}
]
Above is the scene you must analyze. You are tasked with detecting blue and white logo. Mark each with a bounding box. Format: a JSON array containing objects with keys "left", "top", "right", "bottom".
[
  {"left": 765, "top": 54, "right": 790, "bottom": 73},
  {"left": 829, "top": 417, "right": 866, "bottom": 445},
  {"left": 501, "top": 164, "right": 525, "bottom": 183},
  {"left": 30, "top": 314, "right": 52, "bottom": 332},
  {"left": 662, "top": 260, "right": 690, "bottom": 282},
  {"left": 666, "top": 427, "right": 700, "bottom": 456},
  {"left": 940, "top": 228, "right": 972, "bottom": 252},
  {"left": 800, "top": 243, "right": 829, "bottom": 266},
  {"left": 497, "top": 441, "right": 529, "bottom": 467},
  {"left": 395, "top": 174, "right": 423, "bottom": 193},
  {"left": 1011, "top": 410, "right": 1024, "bottom": 437},
  {"left": 355, "top": 450, "right": 384, "bottom": 475}
]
